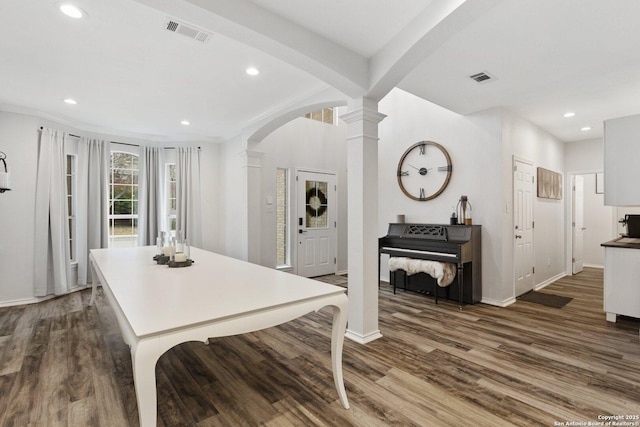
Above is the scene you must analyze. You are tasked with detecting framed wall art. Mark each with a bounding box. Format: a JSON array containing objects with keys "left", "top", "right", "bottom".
[{"left": 537, "top": 167, "right": 562, "bottom": 200}]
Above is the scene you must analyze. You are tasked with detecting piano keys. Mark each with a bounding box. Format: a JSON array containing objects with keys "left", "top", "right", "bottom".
[{"left": 379, "top": 223, "right": 482, "bottom": 305}]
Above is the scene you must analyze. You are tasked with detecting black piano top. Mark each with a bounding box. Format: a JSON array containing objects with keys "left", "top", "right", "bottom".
[
  {"left": 379, "top": 223, "right": 481, "bottom": 264},
  {"left": 380, "top": 223, "right": 476, "bottom": 243}
]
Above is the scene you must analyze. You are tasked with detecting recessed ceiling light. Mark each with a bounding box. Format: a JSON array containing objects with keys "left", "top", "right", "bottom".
[
  {"left": 64, "top": 98, "right": 77, "bottom": 105},
  {"left": 563, "top": 112, "right": 575, "bottom": 118},
  {"left": 59, "top": 3, "right": 86, "bottom": 19},
  {"left": 180, "top": 120, "right": 190, "bottom": 126},
  {"left": 581, "top": 126, "right": 591, "bottom": 131},
  {"left": 246, "top": 67, "right": 260, "bottom": 76}
]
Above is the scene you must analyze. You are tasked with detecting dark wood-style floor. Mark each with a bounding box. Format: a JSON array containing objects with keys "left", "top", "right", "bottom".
[{"left": 1, "top": 268, "right": 639, "bottom": 426}]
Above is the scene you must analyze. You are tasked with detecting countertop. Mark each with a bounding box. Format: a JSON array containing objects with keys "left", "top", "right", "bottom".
[{"left": 601, "top": 236, "right": 640, "bottom": 249}]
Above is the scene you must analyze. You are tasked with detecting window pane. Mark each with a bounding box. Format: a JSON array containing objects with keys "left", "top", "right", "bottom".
[
  {"left": 276, "top": 169, "right": 288, "bottom": 266},
  {"left": 112, "top": 184, "right": 131, "bottom": 200},
  {"left": 114, "top": 200, "right": 132, "bottom": 214},
  {"left": 305, "top": 180, "right": 328, "bottom": 228},
  {"left": 109, "top": 152, "right": 139, "bottom": 248},
  {"left": 112, "top": 169, "right": 132, "bottom": 184},
  {"left": 323, "top": 108, "right": 333, "bottom": 124}
]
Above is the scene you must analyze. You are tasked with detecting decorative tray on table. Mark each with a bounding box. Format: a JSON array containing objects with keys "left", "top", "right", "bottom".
[{"left": 167, "top": 259, "right": 194, "bottom": 268}]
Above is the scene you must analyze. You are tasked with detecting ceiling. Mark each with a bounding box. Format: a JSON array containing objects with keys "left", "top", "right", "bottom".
[{"left": 1, "top": 0, "right": 640, "bottom": 144}]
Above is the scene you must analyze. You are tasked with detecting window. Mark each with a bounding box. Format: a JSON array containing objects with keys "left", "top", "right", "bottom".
[
  {"left": 276, "top": 168, "right": 290, "bottom": 267},
  {"left": 108, "top": 152, "right": 139, "bottom": 248},
  {"left": 66, "top": 154, "right": 76, "bottom": 262},
  {"left": 303, "top": 107, "right": 335, "bottom": 125},
  {"left": 166, "top": 163, "right": 177, "bottom": 236}
]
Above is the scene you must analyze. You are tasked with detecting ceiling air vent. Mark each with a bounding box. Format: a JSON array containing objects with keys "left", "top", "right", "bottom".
[
  {"left": 164, "top": 18, "right": 210, "bottom": 43},
  {"left": 469, "top": 71, "right": 496, "bottom": 84}
]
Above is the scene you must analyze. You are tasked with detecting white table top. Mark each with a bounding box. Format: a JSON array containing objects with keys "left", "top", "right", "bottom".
[{"left": 90, "top": 246, "right": 347, "bottom": 338}]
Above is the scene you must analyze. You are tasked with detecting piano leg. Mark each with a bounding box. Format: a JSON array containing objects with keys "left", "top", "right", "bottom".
[{"left": 457, "top": 262, "right": 464, "bottom": 310}]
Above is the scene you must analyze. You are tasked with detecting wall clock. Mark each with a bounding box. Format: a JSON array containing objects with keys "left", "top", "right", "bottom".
[{"left": 397, "top": 141, "right": 452, "bottom": 201}]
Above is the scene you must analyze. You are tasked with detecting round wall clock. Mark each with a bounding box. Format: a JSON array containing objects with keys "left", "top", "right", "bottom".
[{"left": 397, "top": 141, "right": 452, "bottom": 201}]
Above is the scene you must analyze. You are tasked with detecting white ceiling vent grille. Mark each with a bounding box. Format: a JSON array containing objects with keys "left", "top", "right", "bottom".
[
  {"left": 164, "top": 18, "right": 210, "bottom": 43},
  {"left": 469, "top": 71, "right": 496, "bottom": 84}
]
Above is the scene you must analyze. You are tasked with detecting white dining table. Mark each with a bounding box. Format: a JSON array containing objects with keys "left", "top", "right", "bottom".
[{"left": 89, "top": 246, "right": 349, "bottom": 427}]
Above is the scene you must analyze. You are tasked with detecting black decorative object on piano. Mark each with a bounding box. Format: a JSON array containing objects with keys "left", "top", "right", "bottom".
[{"left": 379, "top": 223, "right": 481, "bottom": 306}]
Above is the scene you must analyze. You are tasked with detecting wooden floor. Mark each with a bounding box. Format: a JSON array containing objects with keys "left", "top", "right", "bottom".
[{"left": 1, "top": 268, "right": 639, "bottom": 426}]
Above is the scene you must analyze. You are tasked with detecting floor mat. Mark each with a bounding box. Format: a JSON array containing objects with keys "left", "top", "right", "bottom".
[{"left": 517, "top": 291, "right": 573, "bottom": 308}]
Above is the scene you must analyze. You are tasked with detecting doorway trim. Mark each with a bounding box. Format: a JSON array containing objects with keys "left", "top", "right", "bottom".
[
  {"left": 565, "top": 169, "right": 615, "bottom": 275},
  {"left": 512, "top": 155, "right": 535, "bottom": 297},
  {"left": 294, "top": 167, "right": 338, "bottom": 277}
]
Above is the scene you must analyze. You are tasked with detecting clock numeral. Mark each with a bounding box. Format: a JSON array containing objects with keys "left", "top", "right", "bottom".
[
  {"left": 419, "top": 188, "right": 425, "bottom": 199},
  {"left": 398, "top": 170, "right": 409, "bottom": 176},
  {"left": 419, "top": 144, "right": 425, "bottom": 155},
  {"left": 437, "top": 165, "right": 452, "bottom": 172}
]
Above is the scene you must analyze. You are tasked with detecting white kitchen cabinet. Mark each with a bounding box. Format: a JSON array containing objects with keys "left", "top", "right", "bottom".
[
  {"left": 604, "top": 114, "right": 640, "bottom": 206},
  {"left": 603, "top": 244, "right": 640, "bottom": 322}
]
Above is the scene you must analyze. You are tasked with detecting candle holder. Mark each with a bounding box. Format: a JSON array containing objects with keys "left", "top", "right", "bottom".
[
  {"left": 153, "top": 231, "right": 171, "bottom": 264},
  {"left": 168, "top": 234, "right": 193, "bottom": 267}
]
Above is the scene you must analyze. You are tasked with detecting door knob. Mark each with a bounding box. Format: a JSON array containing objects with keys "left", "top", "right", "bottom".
[
  {"left": 299, "top": 229, "right": 307, "bottom": 234},
  {"left": 515, "top": 235, "right": 522, "bottom": 239}
]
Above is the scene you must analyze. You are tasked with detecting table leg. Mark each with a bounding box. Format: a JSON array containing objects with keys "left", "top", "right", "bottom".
[
  {"left": 89, "top": 257, "right": 98, "bottom": 306},
  {"left": 131, "top": 342, "right": 160, "bottom": 427},
  {"left": 330, "top": 295, "right": 350, "bottom": 409}
]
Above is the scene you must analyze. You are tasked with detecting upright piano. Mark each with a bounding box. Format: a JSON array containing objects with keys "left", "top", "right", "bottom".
[{"left": 379, "top": 223, "right": 482, "bottom": 305}]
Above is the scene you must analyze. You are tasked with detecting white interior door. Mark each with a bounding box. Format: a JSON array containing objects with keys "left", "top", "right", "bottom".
[
  {"left": 296, "top": 171, "right": 336, "bottom": 278},
  {"left": 514, "top": 159, "right": 535, "bottom": 297},
  {"left": 572, "top": 175, "right": 585, "bottom": 274}
]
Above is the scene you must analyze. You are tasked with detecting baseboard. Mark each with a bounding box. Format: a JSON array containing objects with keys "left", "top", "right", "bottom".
[
  {"left": 583, "top": 263, "right": 603, "bottom": 269},
  {"left": 0, "top": 284, "right": 91, "bottom": 308},
  {"left": 345, "top": 329, "right": 383, "bottom": 344},
  {"left": 534, "top": 272, "right": 567, "bottom": 291},
  {"left": 0, "top": 295, "right": 54, "bottom": 308},
  {"left": 481, "top": 296, "right": 516, "bottom": 307},
  {"left": 335, "top": 270, "right": 348, "bottom": 276}
]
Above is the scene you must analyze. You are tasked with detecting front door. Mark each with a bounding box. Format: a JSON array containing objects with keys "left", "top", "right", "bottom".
[
  {"left": 514, "top": 158, "right": 535, "bottom": 297},
  {"left": 296, "top": 171, "right": 336, "bottom": 278},
  {"left": 572, "top": 175, "right": 585, "bottom": 274}
]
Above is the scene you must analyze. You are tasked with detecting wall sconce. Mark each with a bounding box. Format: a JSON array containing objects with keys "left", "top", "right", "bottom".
[{"left": 0, "top": 151, "right": 11, "bottom": 193}]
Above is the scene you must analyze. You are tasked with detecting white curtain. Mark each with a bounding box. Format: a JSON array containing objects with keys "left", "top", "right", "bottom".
[
  {"left": 34, "top": 128, "right": 72, "bottom": 297},
  {"left": 76, "top": 137, "right": 109, "bottom": 286},
  {"left": 138, "top": 146, "right": 164, "bottom": 246},
  {"left": 176, "top": 147, "right": 202, "bottom": 247}
]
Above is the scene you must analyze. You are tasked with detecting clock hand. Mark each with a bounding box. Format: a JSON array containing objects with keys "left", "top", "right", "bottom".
[{"left": 407, "top": 164, "right": 429, "bottom": 175}]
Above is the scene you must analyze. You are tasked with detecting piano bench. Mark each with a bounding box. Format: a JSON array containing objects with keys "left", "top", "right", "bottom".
[{"left": 390, "top": 270, "right": 450, "bottom": 304}]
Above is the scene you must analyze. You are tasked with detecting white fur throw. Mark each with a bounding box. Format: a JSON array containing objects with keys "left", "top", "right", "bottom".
[{"left": 389, "top": 257, "right": 456, "bottom": 287}]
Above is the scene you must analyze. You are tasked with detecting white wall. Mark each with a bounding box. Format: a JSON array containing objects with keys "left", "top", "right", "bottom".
[
  {"left": 255, "top": 114, "right": 348, "bottom": 272},
  {"left": 503, "top": 111, "right": 566, "bottom": 288},
  {"left": 219, "top": 136, "right": 248, "bottom": 260},
  {"left": 378, "top": 89, "right": 506, "bottom": 303},
  {"left": 378, "top": 89, "right": 567, "bottom": 305},
  {"left": 199, "top": 144, "right": 221, "bottom": 253},
  {"left": 0, "top": 112, "right": 40, "bottom": 304}
]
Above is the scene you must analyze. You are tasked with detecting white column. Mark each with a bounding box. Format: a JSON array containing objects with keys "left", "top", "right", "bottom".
[
  {"left": 242, "top": 149, "right": 263, "bottom": 264},
  {"left": 341, "top": 98, "right": 386, "bottom": 344}
]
